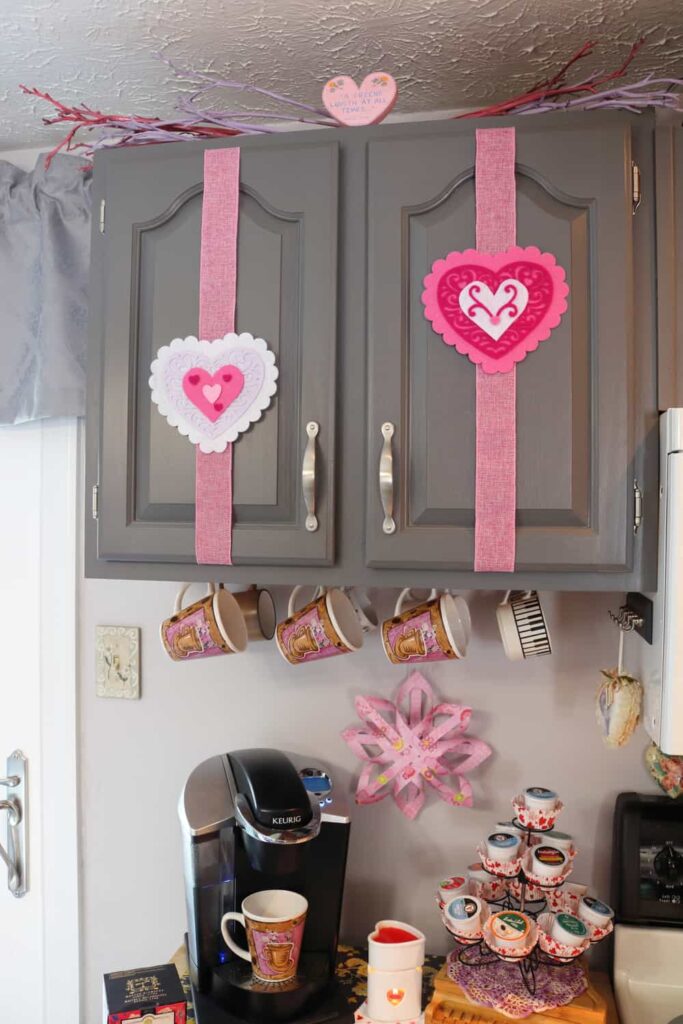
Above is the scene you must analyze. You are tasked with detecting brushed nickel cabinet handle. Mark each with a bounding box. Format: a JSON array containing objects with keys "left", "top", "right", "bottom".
[
  {"left": 302, "top": 421, "right": 319, "bottom": 532},
  {"left": 379, "top": 422, "right": 396, "bottom": 535}
]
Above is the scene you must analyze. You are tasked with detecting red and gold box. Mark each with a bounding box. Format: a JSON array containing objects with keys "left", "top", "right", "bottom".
[{"left": 102, "top": 963, "right": 186, "bottom": 1024}]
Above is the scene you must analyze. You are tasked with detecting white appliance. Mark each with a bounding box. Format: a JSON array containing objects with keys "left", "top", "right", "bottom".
[
  {"left": 612, "top": 793, "right": 683, "bottom": 1024},
  {"left": 624, "top": 408, "right": 683, "bottom": 755}
]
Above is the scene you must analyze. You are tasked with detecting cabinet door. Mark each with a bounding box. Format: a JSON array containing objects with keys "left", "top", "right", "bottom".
[
  {"left": 92, "top": 138, "right": 338, "bottom": 565},
  {"left": 366, "top": 120, "right": 636, "bottom": 572}
]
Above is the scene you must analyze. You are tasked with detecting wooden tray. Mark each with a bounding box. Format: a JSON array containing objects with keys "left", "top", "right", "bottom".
[{"left": 424, "top": 965, "right": 614, "bottom": 1024}]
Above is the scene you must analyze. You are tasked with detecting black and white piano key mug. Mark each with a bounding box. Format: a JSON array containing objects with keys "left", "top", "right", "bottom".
[{"left": 496, "top": 590, "right": 552, "bottom": 661}]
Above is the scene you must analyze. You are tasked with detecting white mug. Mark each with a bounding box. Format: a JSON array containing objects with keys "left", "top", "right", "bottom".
[
  {"left": 342, "top": 586, "right": 379, "bottom": 634},
  {"left": 496, "top": 590, "right": 551, "bottom": 660}
]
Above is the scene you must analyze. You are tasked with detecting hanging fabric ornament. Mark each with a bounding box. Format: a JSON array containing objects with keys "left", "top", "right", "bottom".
[
  {"left": 645, "top": 742, "right": 683, "bottom": 799},
  {"left": 149, "top": 149, "right": 278, "bottom": 564},
  {"left": 596, "top": 669, "right": 643, "bottom": 748},
  {"left": 341, "top": 670, "right": 491, "bottom": 820},
  {"left": 421, "top": 129, "right": 569, "bottom": 572}
]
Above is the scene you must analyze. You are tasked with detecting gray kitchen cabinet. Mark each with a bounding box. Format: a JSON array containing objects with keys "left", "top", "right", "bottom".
[
  {"left": 88, "top": 137, "right": 339, "bottom": 566},
  {"left": 87, "top": 113, "right": 658, "bottom": 588},
  {"left": 365, "top": 116, "right": 657, "bottom": 578}
]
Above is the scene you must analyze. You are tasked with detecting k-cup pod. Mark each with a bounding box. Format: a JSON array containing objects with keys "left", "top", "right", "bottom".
[
  {"left": 467, "top": 862, "right": 491, "bottom": 883},
  {"left": 486, "top": 831, "right": 521, "bottom": 862},
  {"left": 438, "top": 875, "right": 469, "bottom": 904},
  {"left": 524, "top": 787, "right": 558, "bottom": 812},
  {"left": 532, "top": 845, "right": 567, "bottom": 880},
  {"left": 543, "top": 830, "right": 574, "bottom": 852},
  {"left": 445, "top": 896, "right": 485, "bottom": 936},
  {"left": 578, "top": 895, "right": 614, "bottom": 929},
  {"left": 551, "top": 912, "right": 588, "bottom": 947},
  {"left": 490, "top": 911, "right": 531, "bottom": 950}
]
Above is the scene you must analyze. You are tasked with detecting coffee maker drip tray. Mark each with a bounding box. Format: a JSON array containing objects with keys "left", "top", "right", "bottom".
[{"left": 189, "top": 945, "right": 353, "bottom": 1024}]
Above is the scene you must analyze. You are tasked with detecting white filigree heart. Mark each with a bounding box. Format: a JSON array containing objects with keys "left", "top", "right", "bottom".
[
  {"left": 149, "top": 333, "right": 278, "bottom": 454},
  {"left": 458, "top": 279, "right": 529, "bottom": 341}
]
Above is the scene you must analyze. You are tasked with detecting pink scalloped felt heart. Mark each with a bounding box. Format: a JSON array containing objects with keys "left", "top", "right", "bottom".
[
  {"left": 182, "top": 365, "right": 245, "bottom": 422},
  {"left": 422, "top": 246, "right": 569, "bottom": 374},
  {"left": 322, "top": 73, "right": 397, "bottom": 126}
]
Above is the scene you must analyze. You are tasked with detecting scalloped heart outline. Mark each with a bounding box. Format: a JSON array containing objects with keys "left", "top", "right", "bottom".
[
  {"left": 149, "top": 333, "right": 278, "bottom": 454},
  {"left": 422, "top": 246, "right": 569, "bottom": 374}
]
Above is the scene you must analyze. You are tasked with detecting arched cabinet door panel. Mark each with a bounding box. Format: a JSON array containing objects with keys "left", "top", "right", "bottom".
[
  {"left": 365, "top": 120, "right": 650, "bottom": 575},
  {"left": 91, "top": 138, "right": 338, "bottom": 566}
]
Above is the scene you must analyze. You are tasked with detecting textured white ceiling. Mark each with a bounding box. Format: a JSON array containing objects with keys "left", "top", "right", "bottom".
[{"left": 1, "top": 0, "right": 682, "bottom": 149}]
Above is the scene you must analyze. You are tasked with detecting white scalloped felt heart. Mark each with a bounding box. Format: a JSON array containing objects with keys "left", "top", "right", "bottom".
[{"left": 149, "top": 333, "right": 278, "bottom": 454}]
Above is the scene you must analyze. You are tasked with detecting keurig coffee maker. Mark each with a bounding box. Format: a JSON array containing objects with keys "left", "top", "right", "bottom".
[{"left": 179, "top": 748, "right": 352, "bottom": 1024}]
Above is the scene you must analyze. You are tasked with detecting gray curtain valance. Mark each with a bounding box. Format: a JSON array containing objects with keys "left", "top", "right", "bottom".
[{"left": 0, "top": 155, "right": 91, "bottom": 424}]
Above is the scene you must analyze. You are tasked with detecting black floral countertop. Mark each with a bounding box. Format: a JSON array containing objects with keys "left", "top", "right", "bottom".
[{"left": 171, "top": 944, "right": 444, "bottom": 1022}]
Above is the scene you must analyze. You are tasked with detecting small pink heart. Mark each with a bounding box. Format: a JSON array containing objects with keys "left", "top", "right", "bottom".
[
  {"left": 322, "top": 72, "right": 397, "bottom": 127},
  {"left": 202, "top": 384, "right": 221, "bottom": 404},
  {"left": 182, "top": 365, "right": 245, "bottom": 423}
]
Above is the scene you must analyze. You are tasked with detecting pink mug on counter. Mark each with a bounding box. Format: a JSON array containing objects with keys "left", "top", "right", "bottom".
[
  {"left": 382, "top": 588, "right": 471, "bottom": 664},
  {"left": 276, "top": 586, "right": 363, "bottom": 664}
]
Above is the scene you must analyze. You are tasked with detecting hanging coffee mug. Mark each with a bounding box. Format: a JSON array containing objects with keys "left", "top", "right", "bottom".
[
  {"left": 342, "top": 586, "right": 379, "bottom": 634},
  {"left": 231, "top": 585, "right": 276, "bottom": 641},
  {"left": 160, "top": 583, "right": 248, "bottom": 661},
  {"left": 382, "top": 589, "right": 470, "bottom": 664},
  {"left": 496, "top": 590, "right": 551, "bottom": 660},
  {"left": 276, "top": 586, "right": 363, "bottom": 664}
]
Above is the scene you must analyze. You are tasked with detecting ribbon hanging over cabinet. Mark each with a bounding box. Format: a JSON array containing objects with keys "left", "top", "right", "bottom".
[{"left": 422, "top": 128, "right": 569, "bottom": 572}]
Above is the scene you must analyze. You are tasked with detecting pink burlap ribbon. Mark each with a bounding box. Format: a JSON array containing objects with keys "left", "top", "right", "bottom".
[
  {"left": 195, "top": 148, "right": 240, "bottom": 565},
  {"left": 474, "top": 128, "right": 517, "bottom": 572},
  {"left": 341, "top": 671, "right": 491, "bottom": 820}
]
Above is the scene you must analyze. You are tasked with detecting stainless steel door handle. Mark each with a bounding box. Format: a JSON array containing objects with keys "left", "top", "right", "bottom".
[
  {"left": 0, "top": 752, "right": 28, "bottom": 897},
  {"left": 302, "top": 422, "right": 319, "bottom": 533},
  {"left": 379, "top": 422, "right": 396, "bottom": 535}
]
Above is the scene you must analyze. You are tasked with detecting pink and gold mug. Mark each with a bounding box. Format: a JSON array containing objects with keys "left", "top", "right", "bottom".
[
  {"left": 160, "top": 583, "right": 247, "bottom": 661},
  {"left": 276, "top": 586, "right": 363, "bottom": 665},
  {"left": 382, "top": 589, "right": 470, "bottom": 664},
  {"left": 221, "top": 889, "right": 308, "bottom": 983}
]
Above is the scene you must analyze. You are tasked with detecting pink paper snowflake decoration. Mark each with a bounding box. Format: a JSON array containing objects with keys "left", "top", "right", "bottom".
[{"left": 341, "top": 671, "right": 491, "bottom": 820}]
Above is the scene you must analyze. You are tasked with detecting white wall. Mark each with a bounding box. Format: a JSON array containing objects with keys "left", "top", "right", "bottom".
[{"left": 79, "top": 578, "right": 659, "bottom": 1021}]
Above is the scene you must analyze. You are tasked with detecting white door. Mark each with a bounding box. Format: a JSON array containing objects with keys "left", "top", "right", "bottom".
[{"left": 0, "top": 419, "right": 80, "bottom": 1023}]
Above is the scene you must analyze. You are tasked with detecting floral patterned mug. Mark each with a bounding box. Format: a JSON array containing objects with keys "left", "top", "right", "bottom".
[
  {"left": 160, "top": 583, "right": 248, "bottom": 661},
  {"left": 276, "top": 586, "right": 363, "bottom": 665},
  {"left": 221, "top": 890, "right": 308, "bottom": 983},
  {"left": 382, "top": 589, "right": 471, "bottom": 664}
]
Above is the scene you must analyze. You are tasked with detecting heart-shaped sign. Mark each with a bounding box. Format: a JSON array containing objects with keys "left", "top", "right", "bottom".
[
  {"left": 422, "top": 246, "right": 569, "bottom": 374},
  {"left": 150, "top": 333, "right": 278, "bottom": 453},
  {"left": 182, "top": 365, "right": 245, "bottom": 422},
  {"left": 322, "top": 72, "right": 397, "bottom": 127}
]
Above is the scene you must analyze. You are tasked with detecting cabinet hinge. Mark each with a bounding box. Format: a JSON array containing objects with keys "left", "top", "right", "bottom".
[
  {"left": 92, "top": 483, "right": 99, "bottom": 520},
  {"left": 98, "top": 199, "right": 106, "bottom": 234},
  {"left": 631, "top": 162, "right": 641, "bottom": 214},
  {"left": 633, "top": 478, "right": 643, "bottom": 534}
]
